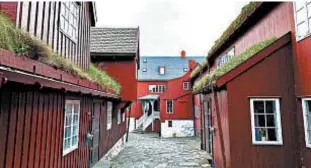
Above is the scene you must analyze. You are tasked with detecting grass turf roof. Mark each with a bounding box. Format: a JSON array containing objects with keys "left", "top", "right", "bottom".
[
  {"left": 0, "top": 12, "right": 121, "bottom": 94},
  {"left": 192, "top": 37, "right": 277, "bottom": 93},
  {"left": 190, "top": 2, "right": 260, "bottom": 78}
]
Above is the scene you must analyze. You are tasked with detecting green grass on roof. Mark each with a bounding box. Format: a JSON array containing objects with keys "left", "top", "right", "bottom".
[
  {"left": 192, "top": 37, "right": 277, "bottom": 93},
  {"left": 190, "top": 2, "right": 260, "bottom": 79},
  {"left": 0, "top": 12, "right": 121, "bottom": 94}
]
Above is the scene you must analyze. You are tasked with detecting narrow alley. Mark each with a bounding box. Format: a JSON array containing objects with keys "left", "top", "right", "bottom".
[{"left": 95, "top": 133, "right": 211, "bottom": 168}]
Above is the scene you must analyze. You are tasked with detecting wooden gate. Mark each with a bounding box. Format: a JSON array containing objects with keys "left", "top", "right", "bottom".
[{"left": 90, "top": 102, "right": 101, "bottom": 166}]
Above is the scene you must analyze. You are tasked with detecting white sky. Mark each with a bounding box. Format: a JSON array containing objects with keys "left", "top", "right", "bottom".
[{"left": 95, "top": 0, "right": 249, "bottom": 56}]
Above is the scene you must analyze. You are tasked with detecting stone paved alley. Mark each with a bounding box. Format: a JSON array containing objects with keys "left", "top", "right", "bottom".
[{"left": 97, "top": 133, "right": 211, "bottom": 168}]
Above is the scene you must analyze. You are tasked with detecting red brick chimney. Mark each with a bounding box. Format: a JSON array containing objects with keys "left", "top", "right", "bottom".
[{"left": 181, "top": 50, "right": 186, "bottom": 59}]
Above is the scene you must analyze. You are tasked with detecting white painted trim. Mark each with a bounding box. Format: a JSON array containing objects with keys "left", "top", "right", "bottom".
[
  {"left": 301, "top": 98, "right": 311, "bottom": 148},
  {"left": 63, "top": 100, "right": 80, "bottom": 156},
  {"left": 107, "top": 101, "right": 112, "bottom": 130},
  {"left": 250, "top": 98, "right": 283, "bottom": 145}
]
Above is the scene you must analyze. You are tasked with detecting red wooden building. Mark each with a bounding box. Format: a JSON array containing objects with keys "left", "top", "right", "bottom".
[
  {"left": 0, "top": 2, "right": 137, "bottom": 168},
  {"left": 191, "top": 2, "right": 311, "bottom": 168},
  {"left": 129, "top": 56, "right": 204, "bottom": 138}
]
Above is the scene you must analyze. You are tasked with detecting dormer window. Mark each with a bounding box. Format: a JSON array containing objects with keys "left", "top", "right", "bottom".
[
  {"left": 159, "top": 66, "right": 165, "bottom": 75},
  {"left": 183, "top": 68, "right": 189, "bottom": 72},
  {"left": 143, "top": 59, "right": 147, "bottom": 63},
  {"left": 142, "top": 68, "right": 147, "bottom": 72}
]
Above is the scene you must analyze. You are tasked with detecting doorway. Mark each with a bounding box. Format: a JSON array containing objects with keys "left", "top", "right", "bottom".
[{"left": 203, "top": 100, "right": 213, "bottom": 156}]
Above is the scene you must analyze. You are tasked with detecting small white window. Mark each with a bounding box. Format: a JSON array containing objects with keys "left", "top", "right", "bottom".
[
  {"left": 117, "top": 109, "right": 121, "bottom": 124},
  {"left": 183, "top": 68, "right": 188, "bottom": 72},
  {"left": 63, "top": 100, "right": 80, "bottom": 155},
  {"left": 302, "top": 98, "right": 311, "bottom": 148},
  {"left": 293, "top": 2, "right": 311, "bottom": 40},
  {"left": 60, "top": 2, "right": 79, "bottom": 41},
  {"left": 159, "top": 67, "right": 165, "bottom": 75},
  {"left": 166, "top": 100, "right": 174, "bottom": 114},
  {"left": 122, "top": 111, "right": 126, "bottom": 122},
  {"left": 250, "top": 98, "right": 283, "bottom": 145},
  {"left": 149, "top": 85, "right": 166, "bottom": 93},
  {"left": 183, "top": 82, "right": 189, "bottom": 90},
  {"left": 143, "top": 59, "right": 147, "bottom": 63},
  {"left": 142, "top": 68, "right": 147, "bottom": 72},
  {"left": 107, "top": 101, "right": 113, "bottom": 130}
]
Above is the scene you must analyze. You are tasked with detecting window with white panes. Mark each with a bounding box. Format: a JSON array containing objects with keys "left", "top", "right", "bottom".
[
  {"left": 149, "top": 85, "right": 166, "bottom": 93},
  {"left": 117, "top": 109, "right": 121, "bottom": 124},
  {"left": 166, "top": 100, "right": 174, "bottom": 114},
  {"left": 159, "top": 67, "right": 165, "bottom": 75},
  {"left": 60, "top": 2, "right": 79, "bottom": 41},
  {"left": 250, "top": 98, "right": 283, "bottom": 145},
  {"left": 183, "top": 68, "right": 189, "bottom": 72},
  {"left": 107, "top": 101, "right": 113, "bottom": 130},
  {"left": 183, "top": 82, "right": 190, "bottom": 90},
  {"left": 294, "top": 2, "right": 311, "bottom": 40},
  {"left": 217, "top": 47, "right": 235, "bottom": 68},
  {"left": 63, "top": 100, "right": 80, "bottom": 155},
  {"left": 302, "top": 98, "right": 311, "bottom": 148}
]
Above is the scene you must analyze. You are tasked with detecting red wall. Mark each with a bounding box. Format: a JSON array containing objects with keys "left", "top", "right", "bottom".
[
  {"left": 0, "top": 2, "right": 18, "bottom": 22},
  {"left": 97, "top": 61, "right": 137, "bottom": 101},
  {"left": 226, "top": 43, "right": 297, "bottom": 168}
]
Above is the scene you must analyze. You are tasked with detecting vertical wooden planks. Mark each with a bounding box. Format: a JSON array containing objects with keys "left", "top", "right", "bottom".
[
  {"left": 27, "top": 91, "right": 39, "bottom": 168},
  {"left": 21, "top": 91, "right": 33, "bottom": 168},
  {"left": 33, "top": 92, "right": 44, "bottom": 168},
  {"left": 0, "top": 87, "right": 11, "bottom": 168},
  {"left": 44, "top": 93, "right": 53, "bottom": 167},
  {"left": 49, "top": 93, "right": 57, "bottom": 168}
]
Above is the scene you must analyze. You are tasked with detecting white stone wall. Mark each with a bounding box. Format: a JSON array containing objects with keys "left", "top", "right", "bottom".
[
  {"left": 103, "top": 134, "right": 126, "bottom": 160},
  {"left": 128, "top": 117, "right": 136, "bottom": 132},
  {"left": 161, "top": 120, "right": 195, "bottom": 138}
]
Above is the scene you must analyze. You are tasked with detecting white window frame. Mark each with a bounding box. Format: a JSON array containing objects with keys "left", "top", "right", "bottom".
[
  {"left": 149, "top": 85, "right": 166, "bottom": 93},
  {"left": 302, "top": 98, "right": 311, "bottom": 148},
  {"left": 107, "top": 101, "right": 113, "bottom": 130},
  {"left": 60, "top": 2, "right": 79, "bottom": 42},
  {"left": 117, "top": 109, "right": 121, "bottom": 125},
  {"left": 217, "top": 47, "right": 235, "bottom": 68},
  {"left": 183, "top": 68, "right": 189, "bottom": 72},
  {"left": 183, "top": 82, "right": 190, "bottom": 90},
  {"left": 122, "top": 111, "right": 126, "bottom": 122},
  {"left": 63, "top": 100, "right": 80, "bottom": 156},
  {"left": 166, "top": 100, "right": 174, "bottom": 114},
  {"left": 159, "top": 66, "right": 165, "bottom": 75},
  {"left": 293, "top": 2, "right": 311, "bottom": 41},
  {"left": 142, "top": 68, "right": 147, "bottom": 72},
  {"left": 250, "top": 98, "right": 283, "bottom": 145}
]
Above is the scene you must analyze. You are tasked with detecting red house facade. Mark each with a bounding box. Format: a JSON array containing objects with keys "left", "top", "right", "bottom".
[
  {"left": 129, "top": 56, "right": 204, "bottom": 138},
  {"left": 191, "top": 2, "right": 311, "bottom": 168},
  {"left": 0, "top": 2, "right": 135, "bottom": 168}
]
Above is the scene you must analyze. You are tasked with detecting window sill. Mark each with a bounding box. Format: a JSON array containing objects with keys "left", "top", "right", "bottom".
[
  {"left": 252, "top": 141, "right": 283, "bottom": 146},
  {"left": 296, "top": 32, "right": 311, "bottom": 42},
  {"left": 63, "top": 145, "right": 78, "bottom": 156}
]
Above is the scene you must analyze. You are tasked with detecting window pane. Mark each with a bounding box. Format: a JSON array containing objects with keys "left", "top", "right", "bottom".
[
  {"left": 296, "top": 2, "right": 306, "bottom": 11},
  {"left": 73, "top": 125, "right": 78, "bottom": 136},
  {"left": 266, "top": 115, "right": 276, "bottom": 127},
  {"left": 73, "top": 114, "right": 79, "bottom": 125},
  {"left": 297, "top": 8, "right": 307, "bottom": 24},
  {"left": 297, "top": 21, "right": 308, "bottom": 37},
  {"left": 65, "top": 115, "right": 72, "bottom": 126},
  {"left": 265, "top": 101, "right": 275, "bottom": 114},
  {"left": 66, "top": 104, "right": 72, "bottom": 114},
  {"left": 255, "top": 128, "right": 267, "bottom": 141},
  {"left": 65, "top": 127, "right": 71, "bottom": 138},
  {"left": 253, "top": 101, "right": 264, "bottom": 113},
  {"left": 308, "top": 4, "right": 311, "bottom": 18},
  {"left": 72, "top": 136, "right": 78, "bottom": 146},
  {"left": 64, "top": 138, "right": 70, "bottom": 150},
  {"left": 267, "top": 128, "right": 277, "bottom": 141},
  {"left": 308, "top": 130, "right": 311, "bottom": 144},
  {"left": 74, "top": 104, "right": 79, "bottom": 114},
  {"left": 254, "top": 115, "right": 266, "bottom": 127}
]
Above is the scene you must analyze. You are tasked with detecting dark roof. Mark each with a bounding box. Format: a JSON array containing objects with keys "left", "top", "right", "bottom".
[
  {"left": 138, "top": 56, "right": 205, "bottom": 81},
  {"left": 90, "top": 27, "right": 139, "bottom": 54}
]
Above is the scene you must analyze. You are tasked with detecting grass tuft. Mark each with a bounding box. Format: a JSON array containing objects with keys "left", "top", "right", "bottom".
[{"left": 192, "top": 37, "right": 277, "bottom": 93}]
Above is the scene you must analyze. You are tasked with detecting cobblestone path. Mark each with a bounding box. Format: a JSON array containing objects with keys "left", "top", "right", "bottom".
[{"left": 108, "top": 133, "right": 211, "bottom": 168}]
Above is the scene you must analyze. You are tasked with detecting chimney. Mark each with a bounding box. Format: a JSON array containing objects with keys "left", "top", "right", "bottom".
[{"left": 181, "top": 50, "right": 186, "bottom": 59}]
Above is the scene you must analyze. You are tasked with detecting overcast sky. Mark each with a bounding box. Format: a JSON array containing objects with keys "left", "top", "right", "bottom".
[{"left": 95, "top": 0, "right": 249, "bottom": 56}]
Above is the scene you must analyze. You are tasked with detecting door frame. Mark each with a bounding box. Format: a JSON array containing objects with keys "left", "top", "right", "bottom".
[{"left": 203, "top": 99, "right": 213, "bottom": 156}]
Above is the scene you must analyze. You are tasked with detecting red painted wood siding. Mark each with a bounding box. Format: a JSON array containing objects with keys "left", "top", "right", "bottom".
[
  {"left": 194, "top": 94, "right": 202, "bottom": 132},
  {"left": 0, "top": 2, "right": 18, "bottom": 22},
  {"left": 0, "top": 82, "right": 125, "bottom": 168},
  {"left": 97, "top": 60, "right": 137, "bottom": 101},
  {"left": 225, "top": 43, "right": 297, "bottom": 168}
]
